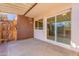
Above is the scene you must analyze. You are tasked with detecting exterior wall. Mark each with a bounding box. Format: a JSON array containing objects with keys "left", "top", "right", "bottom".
[
  {"left": 17, "top": 15, "right": 33, "bottom": 40},
  {"left": 34, "top": 4, "right": 79, "bottom": 52},
  {"left": 71, "top": 4, "right": 79, "bottom": 49}
]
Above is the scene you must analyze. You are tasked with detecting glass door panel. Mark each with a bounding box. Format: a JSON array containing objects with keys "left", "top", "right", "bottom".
[
  {"left": 56, "top": 11, "right": 71, "bottom": 44},
  {"left": 47, "top": 17, "right": 55, "bottom": 40}
]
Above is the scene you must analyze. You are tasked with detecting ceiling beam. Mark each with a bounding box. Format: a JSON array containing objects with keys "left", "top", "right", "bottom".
[{"left": 23, "top": 3, "right": 37, "bottom": 16}]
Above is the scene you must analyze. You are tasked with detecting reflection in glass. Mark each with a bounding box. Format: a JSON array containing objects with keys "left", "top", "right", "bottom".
[
  {"left": 57, "top": 11, "right": 71, "bottom": 44},
  {"left": 38, "top": 19, "right": 43, "bottom": 29},
  {"left": 35, "top": 19, "right": 43, "bottom": 30},
  {"left": 47, "top": 17, "right": 55, "bottom": 40},
  {"left": 35, "top": 21, "right": 38, "bottom": 29}
]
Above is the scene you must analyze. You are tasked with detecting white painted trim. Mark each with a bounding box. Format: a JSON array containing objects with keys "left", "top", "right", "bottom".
[{"left": 55, "top": 15, "right": 57, "bottom": 42}]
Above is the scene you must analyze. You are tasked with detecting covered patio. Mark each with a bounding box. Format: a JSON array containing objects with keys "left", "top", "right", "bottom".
[{"left": 0, "top": 3, "right": 79, "bottom": 56}]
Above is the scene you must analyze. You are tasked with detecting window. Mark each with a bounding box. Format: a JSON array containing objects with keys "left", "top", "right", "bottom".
[{"left": 35, "top": 19, "right": 43, "bottom": 30}]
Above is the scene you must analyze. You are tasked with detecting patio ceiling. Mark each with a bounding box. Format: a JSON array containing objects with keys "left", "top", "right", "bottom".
[
  {"left": 0, "top": 3, "right": 35, "bottom": 15},
  {"left": 0, "top": 3, "right": 71, "bottom": 18}
]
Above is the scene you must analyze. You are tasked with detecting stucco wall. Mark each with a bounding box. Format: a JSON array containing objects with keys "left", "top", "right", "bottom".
[{"left": 71, "top": 4, "right": 79, "bottom": 49}]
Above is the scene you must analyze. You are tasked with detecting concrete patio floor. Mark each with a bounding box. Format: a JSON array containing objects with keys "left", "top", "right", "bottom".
[{"left": 0, "top": 38, "right": 79, "bottom": 56}]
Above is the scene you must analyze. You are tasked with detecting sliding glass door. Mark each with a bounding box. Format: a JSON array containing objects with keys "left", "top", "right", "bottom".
[{"left": 47, "top": 9, "right": 71, "bottom": 45}]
